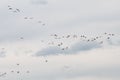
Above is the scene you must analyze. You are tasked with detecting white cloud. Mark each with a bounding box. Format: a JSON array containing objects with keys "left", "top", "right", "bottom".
[
  {"left": 0, "top": 46, "right": 120, "bottom": 80},
  {"left": 0, "top": 0, "right": 120, "bottom": 42}
]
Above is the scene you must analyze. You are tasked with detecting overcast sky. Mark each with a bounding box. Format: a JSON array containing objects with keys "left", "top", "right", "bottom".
[{"left": 0, "top": 0, "right": 120, "bottom": 80}]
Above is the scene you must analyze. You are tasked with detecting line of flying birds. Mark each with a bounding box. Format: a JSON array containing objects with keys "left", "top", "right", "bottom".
[
  {"left": 46, "top": 32, "right": 116, "bottom": 51},
  {"left": 7, "top": 5, "right": 46, "bottom": 26},
  {"left": 7, "top": 4, "right": 46, "bottom": 40}
]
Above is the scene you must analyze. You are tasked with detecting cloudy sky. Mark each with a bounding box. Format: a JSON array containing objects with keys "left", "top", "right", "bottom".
[{"left": 0, "top": 0, "right": 120, "bottom": 80}]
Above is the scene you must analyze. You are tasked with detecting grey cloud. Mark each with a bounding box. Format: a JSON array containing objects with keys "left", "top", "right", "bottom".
[
  {"left": 34, "top": 35, "right": 120, "bottom": 57},
  {"left": 104, "top": 35, "right": 120, "bottom": 46},
  {"left": 35, "top": 46, "right": 64, "bottom": 56},
  {"left": 35, "top": 41, "right": 101, "bottom": 56},
  {"left": 0, "top": 51, "right": 6, "bottom": 57},
  {"left": 69, "top": 41, "right": 101, "bottom": 53}
]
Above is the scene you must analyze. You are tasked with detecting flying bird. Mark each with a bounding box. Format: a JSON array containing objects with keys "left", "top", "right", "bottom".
[{"left": 16, "top": 9, "right": 20, "bottom": 12}]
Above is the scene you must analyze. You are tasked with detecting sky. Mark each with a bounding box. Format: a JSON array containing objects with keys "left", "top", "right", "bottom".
[{"left": 0, "top": 0, "right": 120, "bottom": 80}]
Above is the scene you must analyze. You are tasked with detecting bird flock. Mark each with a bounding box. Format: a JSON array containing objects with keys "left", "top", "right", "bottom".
[
  {"left": 8, "top": 5, "right": 20, "bottom": 13},
  {"left": 0, "top": 1, "right": 119, "bottom": 80},
  {"left": 45, "top": 32, "right": 116, "bottom": 51},
  {"left": 7, "top": 4, "right": 46, "bottom": 30},
  {"left": 6, "top": 2, "right": 117, "bottom": 52},
  {"left": 0, "top": 63, "right": 30, "bottom": 79},
  {"left": 1, "top": 2, "right": 47, "bottom": 79}
]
